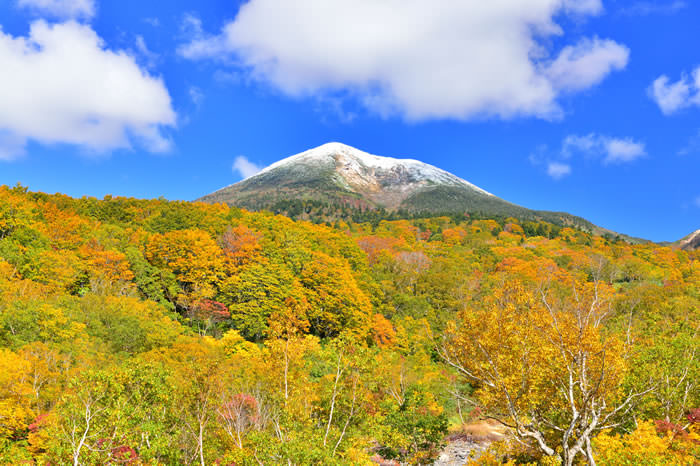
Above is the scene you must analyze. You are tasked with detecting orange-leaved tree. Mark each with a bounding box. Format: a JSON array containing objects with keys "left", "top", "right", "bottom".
[{"left": 218, "top": 225, "right": 263, "bottom": 267}]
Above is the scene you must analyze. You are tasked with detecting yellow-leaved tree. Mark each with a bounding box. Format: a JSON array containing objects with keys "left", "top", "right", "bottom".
[
  {"left": 0, "top": 348, "right": 34, "bottom": 439},
  {"left": 145, "top": 229, "right": 225, "bottom": 309},
  {"left": 440, "top": 270, "right": 653, "bottom": 466}
]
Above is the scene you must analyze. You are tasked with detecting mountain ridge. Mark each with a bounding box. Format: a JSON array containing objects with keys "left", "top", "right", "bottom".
[{"left": 199, "top": 143, "right": 646, "bottom": 243}]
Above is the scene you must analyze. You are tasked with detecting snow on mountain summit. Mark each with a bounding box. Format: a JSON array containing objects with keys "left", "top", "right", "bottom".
[
  {"left": 199, "top": 142, "right": 627, "bottom": 241},
  {"left": 199, "top": 143, "right": 634, "bottom": 243},
  {"left": 260, "top": 142, "right": 493, "bottom": 197}
]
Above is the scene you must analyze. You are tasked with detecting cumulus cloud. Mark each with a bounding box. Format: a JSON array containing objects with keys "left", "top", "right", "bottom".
[
  {"left": 232, "top": 156, "right": 261, "bottom": 179},
  {"left": 649, "top": 68, "right": 700, "bottom": 115},
  {"left": 547, "top": 162, "right": 572, "bottom": 179},
  {"left": 17, "top": 0, "right": 95, "bottom": 19},
  {"left": 545, "top": 38, "right": 628, "bottom": 92},
  {"left": 561, "top": 134, "right": 598, "bottom": 156},
  {"left": 533, "top": 133, "right": 646, "bottom": 177},
  {"left": 0, "top": 21, "right": 176, "bottom": 160},
  {"left": 563, "top": 133, "right": 646, "bottom": 164},
  {"left": 178, "top": 0, "right": 628, "bottom": 121},
  {"left": 604, "top": 138, "right": 647, "bottom": 163}
]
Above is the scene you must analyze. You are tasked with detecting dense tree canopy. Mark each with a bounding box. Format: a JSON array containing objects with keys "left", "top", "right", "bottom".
[{"left": 0, "top": 184, "right": 697, "bottom": 464}]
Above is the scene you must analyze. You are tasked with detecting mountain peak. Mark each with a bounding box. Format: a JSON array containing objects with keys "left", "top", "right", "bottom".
[
  {"left": 261, "top": 141, "right": 414, "bottom": 171},
  {"left": 259, "top": 142, "right": 493, "bottom": 198},
  {"left": 198, "top": 143, "right": 631, "bottom": 242},
  {"left": 260, "top": 141, "right": 402, "bottom": 174}
]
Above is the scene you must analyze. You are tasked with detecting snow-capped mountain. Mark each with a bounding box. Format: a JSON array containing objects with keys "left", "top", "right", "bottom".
[
  {"left": 200, "top": 142, "right": 502, "bottom": 210},
  {"left": 198, "top": 142, "right": 626, "bottom": 237},
  {"left": 251, "top": 142, "right": 493, "bottom": 208},
  {"left": 260, "top": 142, "right": 491, "bottom": 195}
]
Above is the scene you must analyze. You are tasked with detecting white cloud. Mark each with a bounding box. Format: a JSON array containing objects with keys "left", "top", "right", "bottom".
[
  {"left": 532, "top": 133, "right": 644, "bottom": 178},
  {"left": 620, "top": 1, "right": 686, "bottom": 16},
  {"left": 545, "top": 38, "right": 628, "bottom": 92},
  {"left": 17, "top": 0, "right": 95, "bottom": 19},
  {"left": 134, "top": 35, "right": 158, "bottom": 69},
  {"left": 561, "top": 134, "right": 598, "bottom": 157},
  {"left": 562, "top": 133, "right": 646, "bottom": 164},
  {"left": 604, "top": 138, "right": 646, "bottom": 163},
  {"left": 649, "top": 68, "right": 700, "bottom": 115},
  {"left": 0, "top": 131, "right": 26, "bottom": 160},
  {"left": 189, "top": 86, "right": 204, "bottom": 107},
  {"left": 563, "top": 0, "right": 603, "bottom": 15},
  {"left": 178, "top": 0, "right": 627, "bottom": 121},
  {"left": 232, "top": 156, "right": 261, "bottom": 179},
  {"left": 180, "top": 13, "right": 204, "bottom": 37},
  {"left": 0, "top": 21, "right": 176, "bottom": 160},
  {"left": 678, "top": 130, "right": 700, "bottom": 156},
  {"left": 547, "top": 162, "right": 572, "bottom": 179}
]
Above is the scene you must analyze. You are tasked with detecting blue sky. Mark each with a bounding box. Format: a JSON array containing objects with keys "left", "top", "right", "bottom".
[{"left": 0, "top": 0, "right": 698, "bottom": 242}]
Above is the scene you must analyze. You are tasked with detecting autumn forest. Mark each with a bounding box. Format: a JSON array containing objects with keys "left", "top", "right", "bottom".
[{"left": 0, "top": 184, "right": 698, "bottom": 465}]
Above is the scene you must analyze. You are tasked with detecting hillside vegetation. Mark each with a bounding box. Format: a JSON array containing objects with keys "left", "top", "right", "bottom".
[
  {"left": 199, "top": 143, "right": 647, "bottom": 245},
  {"left": 0, "top": 184, "right": 698, "bottom": 465}
]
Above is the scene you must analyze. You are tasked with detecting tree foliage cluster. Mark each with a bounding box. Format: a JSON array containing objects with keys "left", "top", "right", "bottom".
[{"left": 0, "top": 184, "right": 697, "bottom": 464}]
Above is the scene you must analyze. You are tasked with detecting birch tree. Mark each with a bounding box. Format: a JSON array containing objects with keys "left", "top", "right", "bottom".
[{"left": 440, "top": 277, "right": 654, "bottom": 465}]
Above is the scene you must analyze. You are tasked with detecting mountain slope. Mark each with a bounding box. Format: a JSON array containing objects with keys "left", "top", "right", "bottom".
[
  {"left": 676, "top": 229, "right": 700, "bottom": 251},
  {"left": 199, "top": 142, "right": 639, "bottom": 239},
  {"left": 201, "top": 142, "right": 492, "bottom": 209}
]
